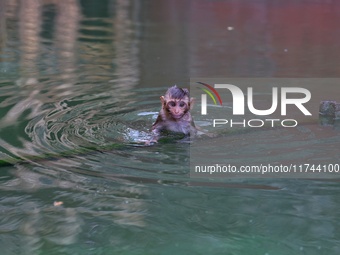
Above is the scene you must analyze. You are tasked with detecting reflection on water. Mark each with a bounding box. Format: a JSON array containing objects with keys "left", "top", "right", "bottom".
[{"left": 0, "top": 0, "right": 340, "bottom": 254}]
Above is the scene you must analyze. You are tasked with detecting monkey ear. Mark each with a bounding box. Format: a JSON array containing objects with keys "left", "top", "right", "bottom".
[
  {"left": 160, "top": 96, "right": 165, "bottom": 105},
  {"left": 190, "top": 97, "right": 194, "bottom": 110}
]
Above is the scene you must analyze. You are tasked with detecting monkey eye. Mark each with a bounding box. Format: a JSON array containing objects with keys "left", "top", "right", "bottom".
[
  {"left": 179, "top": 101, "right": 186, "bottom": 108},
  {"left": 168, "top": 101, "right": 176, "bottom": 107}
]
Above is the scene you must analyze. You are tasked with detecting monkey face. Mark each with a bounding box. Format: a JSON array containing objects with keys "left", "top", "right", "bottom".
[{"left": 166, "top": 100, "right": 188, "bottom": 119}]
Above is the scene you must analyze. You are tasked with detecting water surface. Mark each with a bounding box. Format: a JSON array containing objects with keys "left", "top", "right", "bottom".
[{"left": 1, "top": 0, "right": 340, "bottom": 254}]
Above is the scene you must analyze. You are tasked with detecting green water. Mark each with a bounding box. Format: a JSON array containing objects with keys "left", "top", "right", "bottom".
[{"left": 1, "top": 0, "right": 340, "bottom": 254}]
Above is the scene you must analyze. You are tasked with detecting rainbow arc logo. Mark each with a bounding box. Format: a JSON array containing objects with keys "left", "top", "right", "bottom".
[{"left": 197, "top": 82, "right": 223, "bottom": 115}]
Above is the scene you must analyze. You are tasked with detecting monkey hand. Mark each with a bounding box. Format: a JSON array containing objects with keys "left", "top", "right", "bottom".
[{"left": 144, "top": 138, "right": 158, "bottom": 146}]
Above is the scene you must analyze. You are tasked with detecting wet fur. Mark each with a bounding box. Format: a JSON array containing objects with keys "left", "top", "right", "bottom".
[{"left": 151, "top": 86, "right": 196, "bottom": 142}]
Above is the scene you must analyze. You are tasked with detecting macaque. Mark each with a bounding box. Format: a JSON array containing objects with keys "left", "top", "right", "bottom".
[{"left": 149, "top": 85, "right": 196, "bottom": 143}]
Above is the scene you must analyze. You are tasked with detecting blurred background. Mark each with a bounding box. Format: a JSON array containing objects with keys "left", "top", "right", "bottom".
[{"left": 1, "top": 0, "right": 340, "bottom": 254}]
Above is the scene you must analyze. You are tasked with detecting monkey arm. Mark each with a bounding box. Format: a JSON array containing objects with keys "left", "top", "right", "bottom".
[{"left": 146, "top": 115, "right": 164, "bottom": 144}]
